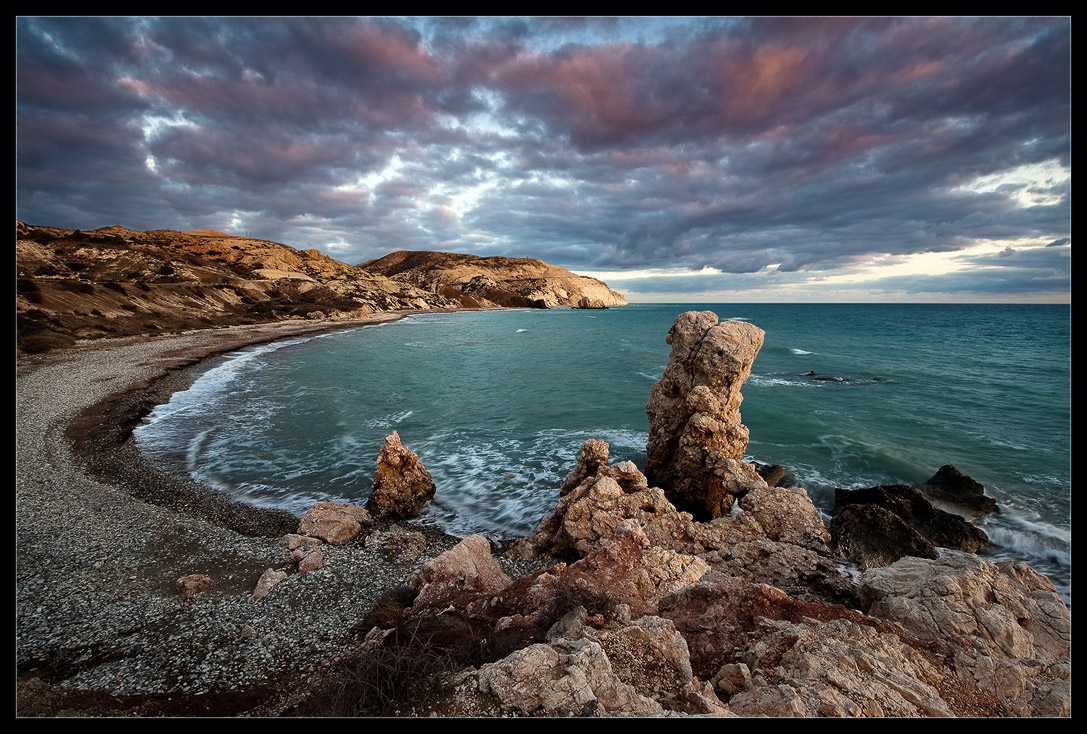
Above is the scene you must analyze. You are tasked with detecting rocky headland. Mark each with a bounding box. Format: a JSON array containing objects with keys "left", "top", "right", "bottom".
[
  {"left": 15, "top": 221, "right": 626, "bottom": 355},
  {"left": 16, "top": 295, "right": 1069, "bottom": 716}
]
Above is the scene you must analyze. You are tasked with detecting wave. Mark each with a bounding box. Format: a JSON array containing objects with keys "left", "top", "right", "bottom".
[{"left": 365, "top": 410, "right": 415, "bottom": 429}]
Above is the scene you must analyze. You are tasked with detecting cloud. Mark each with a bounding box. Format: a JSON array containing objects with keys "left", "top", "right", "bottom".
[{"left": 16, "top": 16, "right": 1070, "bottom": 301}]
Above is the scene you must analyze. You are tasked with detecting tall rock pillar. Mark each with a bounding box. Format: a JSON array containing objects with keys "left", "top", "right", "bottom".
[{"left": 646, "top": 311, "right": 766, "bottom": 520}]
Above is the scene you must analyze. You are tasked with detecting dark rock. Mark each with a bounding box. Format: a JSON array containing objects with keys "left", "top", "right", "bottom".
[
  {"left": 832, "top": 484, "right": 988, "bottom": 566},
  {"left": 831, "top": 504, "right": 939, "bottom": 569},
  {"left": 919, "top": 465, "right": 999, "bottom": 522}
]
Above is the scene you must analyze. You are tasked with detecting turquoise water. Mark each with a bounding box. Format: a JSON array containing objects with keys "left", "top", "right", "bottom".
[{"left": 135, "top": 304, "right": 1071, "bottom": 600}]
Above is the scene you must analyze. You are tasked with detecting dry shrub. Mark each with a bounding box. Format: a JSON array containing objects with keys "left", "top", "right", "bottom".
[{"left": 295, "top": 628, "right": 462, "bottom": 717}]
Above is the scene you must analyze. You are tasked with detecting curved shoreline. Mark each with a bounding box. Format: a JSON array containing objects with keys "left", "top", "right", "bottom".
[{"left": 15, "top": 315, "right": 482, "bottom": 716}]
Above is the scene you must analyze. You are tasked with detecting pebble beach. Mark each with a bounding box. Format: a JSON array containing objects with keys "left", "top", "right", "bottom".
[{"left": 14, "top": 318, "right": 510, "bottom": 716}]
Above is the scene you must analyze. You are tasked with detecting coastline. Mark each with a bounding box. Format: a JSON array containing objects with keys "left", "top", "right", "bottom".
[
  {"left": 14, "top": 314, "right": 511, "bottom": 716},
  {"left": 16, "top": 309, "right": 1071, "bottom": 717}
]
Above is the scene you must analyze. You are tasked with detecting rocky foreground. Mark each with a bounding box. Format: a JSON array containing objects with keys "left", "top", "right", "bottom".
[{"left": 16, "top": 312, "right": 1070, "bottom": 717}]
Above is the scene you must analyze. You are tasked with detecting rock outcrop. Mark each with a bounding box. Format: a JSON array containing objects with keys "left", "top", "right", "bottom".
[
  {"left": 645, "top": 311, "right": 767, "bottom": 519},
  {"left": 367, "top": 431, "right": 436, "bottom": 520},
  {"left": 861, "top": 553, "right": 1071, "bottom": 716},
  {"left": 358, "top": 250, "right": 627, "bottom": 310}
]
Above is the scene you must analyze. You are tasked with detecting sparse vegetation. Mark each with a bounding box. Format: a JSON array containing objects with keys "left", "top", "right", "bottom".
[{"left": 293, "top": 628, "right": 464, "bottom": 717}]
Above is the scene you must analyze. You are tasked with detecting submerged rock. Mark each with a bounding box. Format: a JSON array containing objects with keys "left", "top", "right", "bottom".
[
  {"left": 367, "top": 431, "right": 436, "bottom": 520},
  {"left": 645, "top": 311, "right": 767, "bottom": 519}
]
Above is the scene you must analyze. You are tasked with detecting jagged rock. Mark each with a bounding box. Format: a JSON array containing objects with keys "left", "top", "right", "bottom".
[
  {"left": 518, "top": 441, "right": 854, "bottom": 606},
  {"left": 919, "top": 465, "right": 1000, "bottom": 521},
  {"left": 297, "top": 501, "right": 371, "bottom": 545},
  {"left": 367, "top": 431, "right": 436, "bottom": 519},
  {"left": 736, "top": 485, "right": 831, "bottom": 552},
  {"left": 560, "top": 439, "right": 611, "bottom": 496},
  {"left": 175, "top": 573, "right": 213, "bottom": 599},
  {"left": 728, "top": 618, "right": 954, "bottom": 717},
  {"left": 408, "top": 534, "right": 511, "bottom": 612},
  {"left": 544, "top": 520, "right": 709, "bottom": 617},
  {"left": 515, "top": 469, "right": 701, "bottom": 560},
  {"left": 645, "top": 311, "right": 767, "bottom": 519},
  {"left": 449, "top": 635, "right": 663, "bottom": 717},
  {"left": 364, "top": 524, "right": 427, "bottom": 563},
  {"left": 832, "top": 485, "right": 988, "bottom": 566},
  {"left": 659, "top": 572, "right": 973, "bottom": 716},
  {"left": 446, "top": 610, "right": 726, "bottom": 717},
  {"left": 250, "top": 568, "right": 288, "bottom": 601},
  {"left": 686, "top": 486, "right": 857, "bottom": 606},
  {"left": 574, "top": 297, "right": 608, "bottom": 309},
  {"left": 861, "top": 552, "right": 1071, "bottom": 716}
]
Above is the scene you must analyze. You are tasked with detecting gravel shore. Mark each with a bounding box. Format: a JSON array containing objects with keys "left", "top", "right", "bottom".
[{"left": 15, "top": 317, "right": 523, "bottom": 716}]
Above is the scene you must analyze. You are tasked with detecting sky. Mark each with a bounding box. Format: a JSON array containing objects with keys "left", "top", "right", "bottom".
[{"left": 16, "top": 16, "right": 1070, "bottom": 302}]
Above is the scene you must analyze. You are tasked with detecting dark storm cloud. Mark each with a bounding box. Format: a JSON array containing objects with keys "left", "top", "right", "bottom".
[{"left": 16, "top": 16, "right": 1070, "bottom": 300}]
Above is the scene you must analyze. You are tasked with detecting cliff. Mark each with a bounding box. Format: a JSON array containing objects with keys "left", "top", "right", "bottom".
[
  {"left": 358, "top": 250, "right": 627, "bottom": 309},
  {"left": 15, "top": 222, "right": 626, "bottom": 353}
]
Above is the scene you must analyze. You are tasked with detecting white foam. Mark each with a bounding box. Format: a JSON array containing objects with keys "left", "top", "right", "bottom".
[{"left": 364, "top": 410, "right": 415, "bottom": 429}]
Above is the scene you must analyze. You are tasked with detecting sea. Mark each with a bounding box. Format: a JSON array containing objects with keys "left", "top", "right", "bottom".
[{"left": 134, "top": 303, "right": 1071, "bottom": 603}]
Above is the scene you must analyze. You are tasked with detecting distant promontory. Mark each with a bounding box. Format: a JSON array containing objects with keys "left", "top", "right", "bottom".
[{"left": 16, "top": 222, "right": 627, "bottom": 353}]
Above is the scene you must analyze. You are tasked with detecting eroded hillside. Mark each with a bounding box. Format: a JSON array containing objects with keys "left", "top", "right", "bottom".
[{"left": 15, "top": 223, "right": 626, "bottom": 353}]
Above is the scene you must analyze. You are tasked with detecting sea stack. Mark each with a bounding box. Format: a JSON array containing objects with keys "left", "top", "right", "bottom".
[
  {"left": 367, "top": 431, "right": 437, "bottom": 519},
  {"left": 645, "top": 311, "right": 767, "bottom": 520}
]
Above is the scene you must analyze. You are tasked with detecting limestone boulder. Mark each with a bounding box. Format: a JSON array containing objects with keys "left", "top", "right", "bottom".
[
  {"left": 517, "top": 471, "right": 700, "bottom": 560},
  {"left": 645, "top": 311, "right": 767, "bottom": 519},
  {"left": 250, "top": 568, "right": 288, "bottom": 601},
  {"left": 297, "top": 548, "right": 324, "bottom": 574},
  {"left": 367, "top": 431, "right": 436, "bottom": 519},
  {"left": 298, "top": 500, "right": 371, "bottom": 545},
  {"left": 408, "top": 534, "right": 512, "bottom": 612},
  {"left": 445, "top": 610, "right": 726, "bottom": 717}
]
